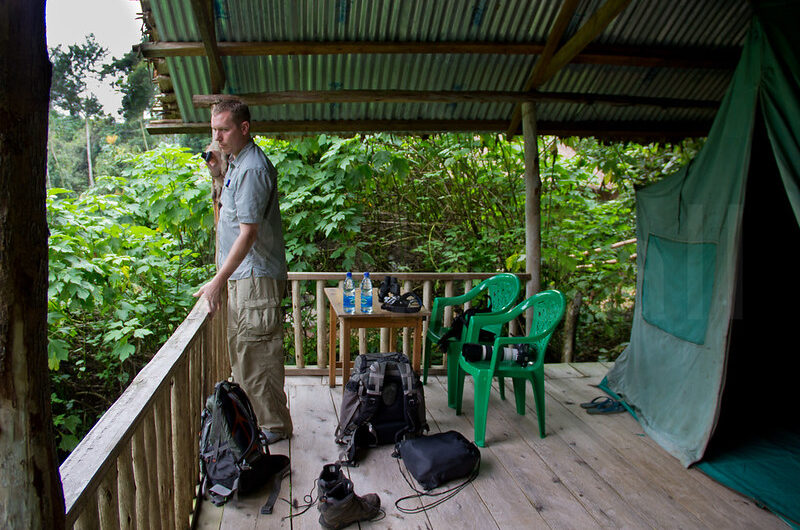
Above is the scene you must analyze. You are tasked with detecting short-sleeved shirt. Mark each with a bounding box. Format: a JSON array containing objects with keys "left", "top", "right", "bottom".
[{"left": 217, "top": 140, "right": 287, "bottom": 281}]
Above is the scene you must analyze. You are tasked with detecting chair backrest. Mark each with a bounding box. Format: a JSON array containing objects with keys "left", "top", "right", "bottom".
[
  {"left": 482, "top": 273, "right": 521, "bottom": 335},
  {"left": 484, "top": 273, "right": 521, "bottom": 312},
  {"left": 520, "top": 290, "right": 566, "bottom": 357}
]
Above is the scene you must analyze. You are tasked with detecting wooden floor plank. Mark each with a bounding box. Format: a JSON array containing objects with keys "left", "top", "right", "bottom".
[
  {"left": 550, "top": 374, "right": 786, "bottom": 529},
  {"left": 567, "top": 362, "right": 608, "bottom": 379},
  {"left": 535, "top": 379, "right": 708, "bottom": 528},
  {"left": 480, "top": 378, "right": 654, "bottom": 528},
  {"left": 543, "top": 363, "right": 584, "bottom": 379},
  {"left": 423, "top": 377, "right": 541, "bottom": 529},
  {"left": 195, "top": 365, "right": 786, "bottom": 530},
  {"left": 283, "top": 382, "right": 342, "bottom": 530},
  {"left": 453, "top": 377, "right": 603, "bottom": 529}
]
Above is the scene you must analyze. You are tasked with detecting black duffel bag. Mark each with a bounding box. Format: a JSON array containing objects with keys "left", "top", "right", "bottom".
[{"left": 393, "top": 430, "right": 480, "bottom": 513}]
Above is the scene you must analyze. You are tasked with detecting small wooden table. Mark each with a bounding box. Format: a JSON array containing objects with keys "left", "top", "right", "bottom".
[{"left": 325, "top": 287, "right": 429, "bottom": 388}]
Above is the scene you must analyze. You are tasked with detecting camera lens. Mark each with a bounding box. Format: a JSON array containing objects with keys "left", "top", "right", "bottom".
[{"left": 201, "top": 151, "right": 213, "bottom": 162}]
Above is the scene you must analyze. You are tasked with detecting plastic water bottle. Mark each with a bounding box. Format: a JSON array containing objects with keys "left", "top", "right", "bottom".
[
  {"left": 360, "top": 272, "right": 373, "bottom": 314},
  {"left": 343, "top": 272, "right": 356, "bottom": 314}
]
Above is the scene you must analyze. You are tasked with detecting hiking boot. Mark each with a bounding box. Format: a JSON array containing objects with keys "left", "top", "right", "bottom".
[
  {"left": 317, "top": 464, "right": 380, "bottom": 529},
  {"left": 317, "top": 463, "right": 347, "bottom": 496}
]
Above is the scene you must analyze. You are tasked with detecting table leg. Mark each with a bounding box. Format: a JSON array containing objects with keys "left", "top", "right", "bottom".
[
  {"left": 329, "top": 303, "right": 336, "bottom": 388},
  {"left": 412, "top": 319, "right": 422, "bottom": 373},
  {"left": 342, "top": 321, "right": 351, "bottom": 388}
]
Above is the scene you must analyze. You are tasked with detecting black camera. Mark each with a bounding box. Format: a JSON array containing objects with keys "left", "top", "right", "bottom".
[
  {"left": 200, "top": 151, "right": 213, "bottom": 162},
  {"left": 462, "top": 342, "right": 536, "bottom": 366}
]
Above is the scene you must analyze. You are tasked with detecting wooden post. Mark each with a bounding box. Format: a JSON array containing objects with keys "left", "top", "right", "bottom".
[
  {"left": 402, "top": 280, "right": 412, "bottom": 356},
  {"left": 132, "top": 426, "right": 150, "bottom": 530},
  {"left": 443, "top": 281, "right": 454, "bottom": 326},
  {"left": 292, "top": 280, "right": 304, "bottom": 367},
  {"left": 155, "top": 392, "right": 176, "bottom": 529},
  {"left": 171, "top": 362, "right": 192, "bottom": 528},
  {"left": 73, "top": 493, "right": 99, "bottom": 530},
  {"left": 463, "top": 280, "right": 473, "bottom": 310},
  {"left": 422, "top": 280, "right": 432, "bottom": 368},
  {"left": 116, "top": 447, "right": 136, "bottom": 530},
  {"left": 97, "top": 461, "right": 120, "bottom": 528},
  {"left": 316, "top": 280, "right": 327, "bottom": 368},
  {"left": 522, "top": 102, "right": 542, "bottom": 334},
  {"left": 0, "top": 2, "right": 66, "bottom": 528}
]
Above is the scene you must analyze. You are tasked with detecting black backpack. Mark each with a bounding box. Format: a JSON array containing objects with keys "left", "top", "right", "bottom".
[
  {"left": 335, "top": 352, "right": 428, "bottom": 465},
  {"left": 199, "top": 381, "right": 289, "bottom": 510}
]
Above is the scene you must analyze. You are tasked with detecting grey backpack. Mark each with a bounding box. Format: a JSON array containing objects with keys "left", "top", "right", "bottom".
[
  {"left": 199, "top": 381, "right": 289, "bottom": 510},
  {"left": 335, "top": 352, "right": 428, "bottom": 465}
]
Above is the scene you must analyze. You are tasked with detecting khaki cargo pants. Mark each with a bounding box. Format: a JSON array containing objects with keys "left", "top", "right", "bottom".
[{"left": 226, "top": 275, "right": 293, "bottom": 436}]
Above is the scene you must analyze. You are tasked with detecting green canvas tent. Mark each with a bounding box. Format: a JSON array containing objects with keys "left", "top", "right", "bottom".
[{"left": 601, "top": 0, "right": 800, "bottom": 525}]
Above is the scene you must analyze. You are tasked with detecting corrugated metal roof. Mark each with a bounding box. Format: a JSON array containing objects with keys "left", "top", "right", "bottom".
[{"left": 139, "top": 0, "right": 752, "bottom": 139}]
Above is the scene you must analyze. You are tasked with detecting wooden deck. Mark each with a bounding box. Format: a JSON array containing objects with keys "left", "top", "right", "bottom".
[{"left": 196, "top": 363, "right": 786, "bottom": 529}]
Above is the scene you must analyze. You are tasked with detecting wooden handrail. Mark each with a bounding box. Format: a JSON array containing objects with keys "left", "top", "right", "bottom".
[
  {"left": 59, "top": 301, "right": 229, "bottom": 528},
  {"left": 58, "top": 271, "right": 529, "bottom": 528}
]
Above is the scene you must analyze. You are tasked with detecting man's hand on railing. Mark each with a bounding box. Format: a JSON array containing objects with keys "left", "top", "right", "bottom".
[{"left": 194, "top": 278, "right": 223, "bottom": 315}]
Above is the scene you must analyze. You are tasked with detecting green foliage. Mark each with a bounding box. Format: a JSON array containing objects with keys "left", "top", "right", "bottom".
[
  {"left": 256, "top": 135, "right": 370, "bottom": 272},
  {"left": 47, "top": 145, "right": 213, "bottom": 457}
]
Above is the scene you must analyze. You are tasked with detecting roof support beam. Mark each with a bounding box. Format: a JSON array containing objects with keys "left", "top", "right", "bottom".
[
  {"left": 137, "top": 41, "right": 739, "bottom": 69},
  {"left": 188, "top": 0, "right": 226, "bottom": 93},
  {"left": 191, "top": 90, "right": 719, "bottom": 109},
  {"left": 145, "top": 118, "right": 712, "bottom": 140},
  {"left": 506, "top": 0, "right": 632, "bottom": 137}
]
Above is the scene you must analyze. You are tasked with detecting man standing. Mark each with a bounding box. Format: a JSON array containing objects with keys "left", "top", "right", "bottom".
[{"left": 194, "top": 99, "right": 292, "bottom": 443}]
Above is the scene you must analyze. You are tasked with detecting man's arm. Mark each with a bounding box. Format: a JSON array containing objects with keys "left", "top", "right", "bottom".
[{"left": 193, "top": 222, "right": 258, "bottom": 314}]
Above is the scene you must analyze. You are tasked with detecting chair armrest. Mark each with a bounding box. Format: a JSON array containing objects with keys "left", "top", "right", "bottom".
[
  {"left": 464, "top": 304, "right": 524, "bottom": 343},
  {"left": 430, "top": 282, "right": 489, "bottom": 333}
]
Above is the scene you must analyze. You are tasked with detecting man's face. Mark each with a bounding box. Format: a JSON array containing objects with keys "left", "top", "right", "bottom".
[{"left": 211, "top": 110, "right": 249, "bottom": 156}]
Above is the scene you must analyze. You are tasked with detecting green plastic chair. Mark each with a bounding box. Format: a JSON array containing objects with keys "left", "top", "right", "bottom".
[
  {"left": 423, "top": 273, "right": 521, "bottom": 409},
  {"left": 455, "top": 290, "right": 566, "bottom": 447}
]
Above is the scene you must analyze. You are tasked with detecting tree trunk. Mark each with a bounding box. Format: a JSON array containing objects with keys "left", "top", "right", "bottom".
[
  {"left": 0, "top": 1, "right": 66, "bottom": 528},
  {"left": 85, "top": 115, "right": 94, "bottom": 187},
  {"left": 522, "top": 102, "right": 542, "bottom": 334},
  {"left": 561, "top": 291, "right": 583, "bottom": 362}
]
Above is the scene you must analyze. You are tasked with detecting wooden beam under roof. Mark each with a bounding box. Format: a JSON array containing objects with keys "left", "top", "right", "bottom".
[
  {"left": 136, "top": 40, "right": 739, "bottom": 69},
  {"left": 145, "top": 118, "right": 712, "bottom": 140},
  {"left": 192, "top": 90, "right": 720, "bottom": 109},
  {"left": 506, "top": 0, "right": 633, "bottom": 137},
  {"left": 188, "top": 0, "right": 225, "bottom": 94}
]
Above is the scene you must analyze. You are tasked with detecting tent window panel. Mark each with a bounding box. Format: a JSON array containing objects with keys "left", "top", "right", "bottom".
[{"left": 641, "top": 234, "right": 717, "bottom": 344}]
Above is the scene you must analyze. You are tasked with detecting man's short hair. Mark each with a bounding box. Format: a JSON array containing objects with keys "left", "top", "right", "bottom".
[{"left": 211, "top": 99, "right": 251, "bottom": 125}]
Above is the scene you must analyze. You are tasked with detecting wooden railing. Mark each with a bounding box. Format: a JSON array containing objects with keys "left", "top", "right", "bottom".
[
  {"left": 283, "top": 272, "right": 530, "bottom": 374},
  {"left": 58, "top": 271, "right": 529, "bottom": 528},
  {"left": 59, "top": 301, "right": 229, "bottom": 529}
]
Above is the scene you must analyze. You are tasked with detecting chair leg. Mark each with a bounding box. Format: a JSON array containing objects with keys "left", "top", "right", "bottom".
[
  {"left": 422, "top": 337, "right": 432, "bottom": 385},
  {"left": 455, "top": 364, "right": 466, "bottom": 415},
  {"left": 473, "top": 373, "right": 492, "bottom": 448},
  {"left": 512, "top": 378, "right": 527, "bottom": 415},
  {"left": 530, "top": 372, "right": 546, "bottom": 438},
  {"left": 498, "top": 375, "right": 506, "bottom": 400},
  {"left": 446, "top": 342, "right": 460, "bottom": 409}
]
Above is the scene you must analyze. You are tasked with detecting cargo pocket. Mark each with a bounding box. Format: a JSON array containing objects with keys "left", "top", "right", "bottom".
[{"left": 240, "top": 298, "right": 282, "bottom": 341}]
